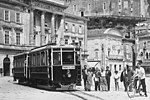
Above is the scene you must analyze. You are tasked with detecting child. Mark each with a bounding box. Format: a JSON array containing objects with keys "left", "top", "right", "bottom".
[{"left": 114, "top": 70, "right": 120, "bottom": 91}]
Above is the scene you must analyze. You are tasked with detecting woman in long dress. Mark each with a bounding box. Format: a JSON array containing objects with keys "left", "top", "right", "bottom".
[{"left": 86, "top": 69, "right": 93, "bottom": 91}]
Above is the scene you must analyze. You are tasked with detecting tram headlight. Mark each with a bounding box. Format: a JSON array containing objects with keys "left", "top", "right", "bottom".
[{"left": 67, "top": 69, "right": 71, "bottom": 78}]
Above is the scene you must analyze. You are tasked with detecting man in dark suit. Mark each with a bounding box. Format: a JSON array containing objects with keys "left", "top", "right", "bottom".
[
  {"left": 82, "top": 65, "right": 88, "bottom": 91},
  {"left": 120, "top": 67, "right": 128, "bottom": 91},
  {"left": 106, "top": 66, "right": 111, "bottom": 91}
]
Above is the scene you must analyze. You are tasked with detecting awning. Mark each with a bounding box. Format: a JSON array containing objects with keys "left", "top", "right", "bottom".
[{"left": 87, "top": 61, "right": 100, "bottom": 68}]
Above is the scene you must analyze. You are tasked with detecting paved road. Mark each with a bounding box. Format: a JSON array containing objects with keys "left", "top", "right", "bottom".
[{"left": 0, "top": 77, "right": 150, "bottom": 100}]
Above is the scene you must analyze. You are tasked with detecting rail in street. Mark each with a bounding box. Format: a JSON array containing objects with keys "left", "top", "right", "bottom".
[{"left": 0, "top": 77, "right": 150, "bottom": 100}]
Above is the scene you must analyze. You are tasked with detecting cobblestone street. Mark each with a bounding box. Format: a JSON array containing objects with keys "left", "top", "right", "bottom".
[{"left": 0, "top": 76, "right": 150, "bottom": 100}]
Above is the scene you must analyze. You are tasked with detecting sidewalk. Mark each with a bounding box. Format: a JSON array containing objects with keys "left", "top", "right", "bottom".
[{"left": 77, "top": 76, "right": 150, "bottom": 93}]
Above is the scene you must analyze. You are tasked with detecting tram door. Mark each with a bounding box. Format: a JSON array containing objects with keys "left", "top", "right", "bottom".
[{"left": 3, "top": 57, "right": 10, "bottom": 76}]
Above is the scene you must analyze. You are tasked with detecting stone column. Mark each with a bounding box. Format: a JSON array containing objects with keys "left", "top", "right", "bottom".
[
  {"left": 84, "top": 21, "right": 87, "bottom": 53},
  {"left": 41, "top": 11, "right": 45, "bottom": 46},
  {"left": 29, "top": 9, "right": 35, "bottom": 45},
  {"left": 51, "top": 14, "right": 55, "bottom": 43},
  {"left": 59, "top": 15, "right": 65, "bottom": 45}
]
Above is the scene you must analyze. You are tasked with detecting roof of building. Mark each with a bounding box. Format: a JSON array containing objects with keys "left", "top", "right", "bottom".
[
  {"left": 87, "top": 29, "right": 106, "bottom": 37},
  {"left": 85, "top": 15, "right": 149, "bottom": 21},
  {"left": 87, "top": 28, "right": 123, "bottom": 38},
  {"left": 38, "top": 0, "right": 68, "bottom": 8},
  {"left": 0, "top": 0, "right": 28, "bottom": 7},
  {"left": 64, "top": 13, "right": 89, "bottom": 21}
]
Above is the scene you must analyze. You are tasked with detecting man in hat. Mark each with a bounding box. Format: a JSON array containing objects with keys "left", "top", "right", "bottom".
[
  {"left": 106, "top": 66, "right": 111, "bottom": 91},
  {"left": 120, "top": 67, "right": 128, "bottom": 91}
]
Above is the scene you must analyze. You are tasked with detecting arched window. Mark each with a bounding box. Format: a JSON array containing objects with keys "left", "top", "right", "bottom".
[
  {"left": 114, "top": 64, "right": 116, "bottom": 71},
  {"left": 119, "top": 65, "right": 121, "bottom": 71},
  {"left": 108, "top": 48, "right": 111, "bottom": 56},
  {"left": 146, "top": 52, "right": 149, "bottom": 59},
  {"left": 94, "top": 49, "right": 99, "bottom": 59}
]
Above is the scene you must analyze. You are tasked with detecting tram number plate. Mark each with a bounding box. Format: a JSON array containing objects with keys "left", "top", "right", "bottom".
[{"left": 62, "top": 66, "right": 75, "bottom": 69}]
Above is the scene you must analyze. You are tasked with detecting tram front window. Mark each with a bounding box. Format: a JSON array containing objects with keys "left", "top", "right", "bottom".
[
  {"left": 62, "top": 52, "right": 74, "bottom": 64},
  {"left": 53, "top": 52, "right": 61, "bottom": 65}
]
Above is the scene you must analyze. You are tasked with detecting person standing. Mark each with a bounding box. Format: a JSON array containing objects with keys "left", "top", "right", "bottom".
[
  {"left": 133, "top": 61, "right": 148, "bottom": 97},
  {"left": 94, "top": 67, "right": 101, "bottom": 91},
  {"left": 114, "top": 70, "right": 120, "bottom": 91},
  {"left": 86, "top": 69, "right": 93, "bottom": 91},
  {"left": 82, "top": 65, "right": 88, "bottom": 91},
  {"left": 127, "top": 65, "right": 134, "bottom": 91},
  {"left": 106, "top": 66, "right": 111, "bottom": 91},
  {"left": 120, "top": 67, "right": 128, "bottom": 91},
  {"left": 101, "top": 68, "right": 107, "bottom": 91}
]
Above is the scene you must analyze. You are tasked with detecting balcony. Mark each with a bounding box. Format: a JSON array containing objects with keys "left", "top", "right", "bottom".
[{"left": 107, "top": 55, "right": 123, "bottom": 60}]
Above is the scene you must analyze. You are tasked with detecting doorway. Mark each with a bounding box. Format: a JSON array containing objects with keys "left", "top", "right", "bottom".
[{"left": 3, "top": 56, "right": 10, "bottom": 76}]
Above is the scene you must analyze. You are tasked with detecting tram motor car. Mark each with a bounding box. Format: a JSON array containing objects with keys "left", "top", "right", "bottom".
[{"left": 13, "top": 44, "right": 82, "bottom": 90}]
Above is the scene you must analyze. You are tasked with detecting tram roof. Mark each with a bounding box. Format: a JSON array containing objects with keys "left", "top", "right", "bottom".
[
  {"left": 30, "top": 44, "right": 80, "bottom": 53},
  {"left": 14, "top": 51, "right": 29, "bottom": 57}
]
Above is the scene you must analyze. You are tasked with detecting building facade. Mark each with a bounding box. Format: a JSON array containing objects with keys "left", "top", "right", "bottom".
[
  {"left": 0, "top": 0, "right": 88, "bottom": 76},
  {"left": 0, "top": 0, "right": 34, "bottom": 76},
  {"left": 64, "top": 13, "right": 88, "bottom": 67},
  {"left": 65, "top": 0, "right": 150, "bottom": 17},
  {"left": 87, "top": 28, "right": 125, "bottom": 72},
  {"left": 27, "top": 0, "right": 67, "bottom": 46},
  {"left": 64, "top": 0, "right": 150, "bottom": 72},
  {"left": 135, "top": 20, "right": 150, "bottom": 75}
]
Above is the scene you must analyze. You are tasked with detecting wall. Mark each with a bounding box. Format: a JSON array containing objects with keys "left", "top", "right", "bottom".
[
  {"left": 64, "top": 16, "right": 85, "bottom": 49},
  {"left": 65, "top": 0, "right": 146, "bottom": 17}
]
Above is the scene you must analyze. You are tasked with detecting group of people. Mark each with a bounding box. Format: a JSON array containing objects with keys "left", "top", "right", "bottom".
[
  {"left": 120, "top": 61, "right": 148, "bottom": 97},
  {"left": 82, "top": 65, "right": 111, "bottom": 91},
  {"left": 82, "top": 61, "right": 148, "bottom": 97}
]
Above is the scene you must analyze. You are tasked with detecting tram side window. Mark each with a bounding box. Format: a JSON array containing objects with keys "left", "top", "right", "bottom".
[
  {"left": 41, "top": 51, "right": 46, "bottom": 65},
  {"left": 53, "top": 52, "right": 61, "bottom": 65},
  {"left": 16, "top": 59, "right": 19, "bottom": 67},
  {"left": 48, "top": 50, "right": 51, "bottom": 65},
  {"left": 62, "top": 52, "right": 74, "bottom": 64},
  {"left": 28, "top": 56, "right": 31, "bottom": 66},
  {"left": 18, "top": 58, "right": 21, "bottom": 67},
  {"left": 18, "top": 59, "right": 20, "bottom": 67},
  {"left": 20, "top": 58, "right": 23, "bottom": 67},
  {"left": 37, "top": 53, "right": 40, "bottom": 66},
  {"left": 22, "top": 58, "right": 24, "bottom": 67},
  {"left": 32, "top": 54, "right": 36, "bottom": 66}
]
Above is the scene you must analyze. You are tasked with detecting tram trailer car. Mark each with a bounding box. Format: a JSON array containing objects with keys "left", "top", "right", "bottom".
[
  {"left": 13, "top": 45, "right": 81, "bottom": 90},
  {"left": 13, "top": 52, "right": 29, "bottom": 83}
]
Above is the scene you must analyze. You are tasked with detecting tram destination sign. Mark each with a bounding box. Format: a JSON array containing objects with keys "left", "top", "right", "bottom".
[{"left": 62, "top": 66, "right": 75, "bottom": 69}]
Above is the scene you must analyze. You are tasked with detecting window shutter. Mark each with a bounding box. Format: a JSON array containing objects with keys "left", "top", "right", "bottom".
[
  {"left": 0, "top": 9, "right": 4, "bottom": 20},
  {"left": 10, "top": 11, "right": 15, "bottom": 22},
  {"left": 11, "top": 30, "right": 15, "bottom": 44},
  {"left": 0, "top": 30, "right": 4, "bottom": 44}
]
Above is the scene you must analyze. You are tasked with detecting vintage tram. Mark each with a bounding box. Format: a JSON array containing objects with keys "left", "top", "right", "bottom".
[{"left": 13, "top": 44, "right": 81, "bottom": 90}]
